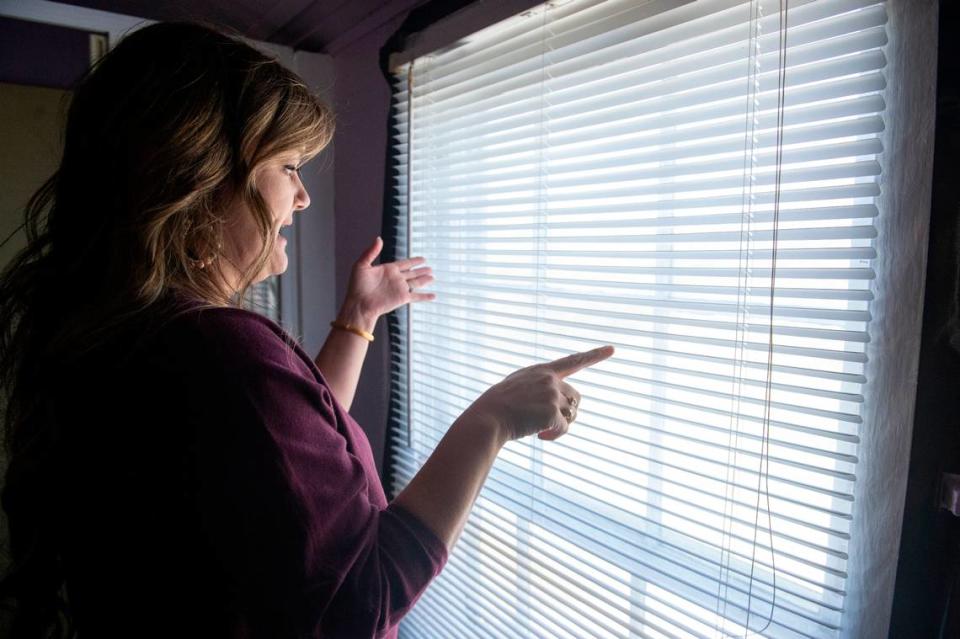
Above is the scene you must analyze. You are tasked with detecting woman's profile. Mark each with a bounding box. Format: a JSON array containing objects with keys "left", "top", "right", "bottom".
[{"left": 0, "top": 21, "right": 612, "bottom": 638}]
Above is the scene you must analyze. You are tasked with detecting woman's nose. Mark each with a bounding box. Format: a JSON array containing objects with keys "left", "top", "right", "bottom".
[{"left": 295, "top": 178, "right": 310, "bottom": 211}]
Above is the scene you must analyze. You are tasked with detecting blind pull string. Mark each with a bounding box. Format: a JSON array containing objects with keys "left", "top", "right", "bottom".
[
  {"left": 717, "top": 0, "right": 764, "bottom": 634},
  {"left": 406, "top": 60, "right": 415, "bottom": 449},
  {"left": 744, "top": 0, "right": 790, "bottom": 635},
  {"left": 519, "top": 5, "right": 551, "bottom": 625}
]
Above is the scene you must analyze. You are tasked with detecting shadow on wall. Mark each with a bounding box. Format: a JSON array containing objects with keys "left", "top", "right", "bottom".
[
  {"left": 0, "top": 15, "right": 96, "bottom": 581},
  {"left": 0, "top": 15, "right": 94, "bottom": 270},
  {"left": 0, "top": 82, "right": 69, "bottom": 273}
]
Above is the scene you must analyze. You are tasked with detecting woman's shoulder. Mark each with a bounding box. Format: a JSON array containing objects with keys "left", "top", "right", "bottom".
[{"left": 149, "top": 290, "right": 311, "bottom": 377}]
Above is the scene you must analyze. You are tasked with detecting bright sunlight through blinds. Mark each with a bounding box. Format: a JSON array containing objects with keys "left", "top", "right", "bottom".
[{"left": 388, "top": 0, "right": 888, "bottom": 636}]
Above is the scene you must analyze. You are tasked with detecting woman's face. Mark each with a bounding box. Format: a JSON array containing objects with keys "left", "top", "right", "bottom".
[{"left": 221, "top": 150, "right": 311, "bottom": 288}]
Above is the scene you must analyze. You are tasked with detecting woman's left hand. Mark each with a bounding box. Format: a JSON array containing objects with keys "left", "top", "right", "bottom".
[{"left": 342, "top": 236, "right": 435, "bottom": 326}]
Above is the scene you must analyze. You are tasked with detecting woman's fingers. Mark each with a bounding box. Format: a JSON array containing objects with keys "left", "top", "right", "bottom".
[
  {"left": 544, "top": 345, "right": 615, "bottom": 379},
  {"left": 404, "top": 265, "right": 433, "bottom": 287},
  {"left": 534, "top": 351, "right": 601, "bottom": 441},
  {"left": 539, "top": 414, "right": 569, "bottom": 440},
  {"left": 538, "top": 381, "right": 580, "bottom": 440},
  {"left": 538, "top": 423, "right": 568, "bottom": 441},
  {"left": 469, "top": 346, "right": 609, "bottom": 443},
  {"left": 394, "top": 256, "right": 427, "bottom": 271},
  {"left": 404, "top": 266, "right": 433, "bottom": 280},
  {"left": 406, "top": 273, "right": 435, "bottom": 291},
  {"left": 557, "top": 381, "right": 580, "bottom": 424},
  {"left": 559, "top": 380, "right": 581, "bottom": 412}
]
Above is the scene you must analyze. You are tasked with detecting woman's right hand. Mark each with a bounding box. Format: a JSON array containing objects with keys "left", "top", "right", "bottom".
[
  {"left": 394, "top": 345, "right": 615, "bottom": 550},
  {"left": 460, "top": 346, "right": 615, "bottom": 444}
]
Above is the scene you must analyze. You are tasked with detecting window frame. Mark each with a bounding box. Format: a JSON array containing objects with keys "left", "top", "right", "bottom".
[{"left": 383, "top": 1, "right": 938, "bottom": 636}]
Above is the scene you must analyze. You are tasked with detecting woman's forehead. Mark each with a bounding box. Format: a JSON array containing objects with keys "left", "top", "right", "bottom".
[{"left": 278, "top": 146, "right": 308, "bottom": 160}]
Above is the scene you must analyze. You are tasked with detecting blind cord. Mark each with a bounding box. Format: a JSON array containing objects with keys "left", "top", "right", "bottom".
[
  {"left": 717, "top": 0, "right": 764, "bottom": 633},
  {"left": 406, "top": 60, "right": 415, "bottom": 449},
  {"left": 744, "top": 0, "right": 790, "bottom": 635}
]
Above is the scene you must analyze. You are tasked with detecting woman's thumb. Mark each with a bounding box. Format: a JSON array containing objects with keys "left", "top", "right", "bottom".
[{"left": 357, "top": 236, "right": 383, "bottom": 266}]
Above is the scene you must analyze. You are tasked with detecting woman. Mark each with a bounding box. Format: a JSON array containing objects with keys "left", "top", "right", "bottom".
[{"left": 0, "top": 22, "right": 612, "bottom": 638}]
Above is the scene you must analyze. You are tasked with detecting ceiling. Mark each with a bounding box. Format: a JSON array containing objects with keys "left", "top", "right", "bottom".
[{"left": 54, "top": 0, "right": 429, "bottom": 53}]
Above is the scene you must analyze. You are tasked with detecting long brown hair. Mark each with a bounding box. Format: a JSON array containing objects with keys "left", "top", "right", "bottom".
[{"left": 0, "top": 22, "right": 333, "bottom": 637}]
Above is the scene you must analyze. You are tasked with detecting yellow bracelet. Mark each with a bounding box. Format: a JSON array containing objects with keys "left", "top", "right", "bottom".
[{"left": 330, "top": 320, "right": 374, "bottom": 342}]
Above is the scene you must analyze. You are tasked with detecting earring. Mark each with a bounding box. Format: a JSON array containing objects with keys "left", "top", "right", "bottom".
[
  {"left": 186, "top": 236, "right": 222, "bottom": 270},
  {"left": 188, "top": 254, "right": 217, "bottom": 270}
]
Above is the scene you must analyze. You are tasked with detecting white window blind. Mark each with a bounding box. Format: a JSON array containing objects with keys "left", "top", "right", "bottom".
[
  {"left": 243, "top": 278, "right": 280, "bottom": 322},
  {"left": 388, "top": 0, "right": 890, "bottom": 637}
]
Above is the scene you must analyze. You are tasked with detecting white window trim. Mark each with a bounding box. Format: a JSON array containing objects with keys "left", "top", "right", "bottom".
[{"left": 842, "top": 0, "right": 937, "bottom": 636}]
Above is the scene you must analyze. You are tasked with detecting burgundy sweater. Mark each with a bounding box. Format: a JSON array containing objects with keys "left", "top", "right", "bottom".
[{"left": 57, "top": 293, "right": 446, "bottom": 638}]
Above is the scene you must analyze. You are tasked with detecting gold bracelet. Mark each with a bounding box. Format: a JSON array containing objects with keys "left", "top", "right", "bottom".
[{"left": 330, "top": 320, "right": 374, "bottom": 342}]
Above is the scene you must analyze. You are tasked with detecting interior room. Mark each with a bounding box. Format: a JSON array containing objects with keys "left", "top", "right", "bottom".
[{"left": 0, "top": 0, "right": 952, "bottom": 637}]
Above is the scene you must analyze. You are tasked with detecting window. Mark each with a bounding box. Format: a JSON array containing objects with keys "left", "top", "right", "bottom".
[
  {"left": 244, "top": 278, "right": 280, "bottom": 322},
  {"left": 387, "top": 0, "right": 926, "bottom": 636}
]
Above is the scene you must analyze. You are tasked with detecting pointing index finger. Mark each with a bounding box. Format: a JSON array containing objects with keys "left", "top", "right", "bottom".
[{"left": 544, "top": 345, "right": 615, "bottom": 378}]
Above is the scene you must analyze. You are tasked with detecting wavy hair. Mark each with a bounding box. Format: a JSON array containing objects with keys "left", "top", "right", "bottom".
[{"left": 0, "top": 21, "right": 334, "bottom": 637}]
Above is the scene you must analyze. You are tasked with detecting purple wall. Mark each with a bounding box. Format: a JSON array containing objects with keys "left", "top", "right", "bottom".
[
  {"left": 0, "top": 16, "right": 96, "bottom": 89},
  {"left": 328, "top": 1, "right": 535, "bottom": 477},
  {"left": 331, "top": 14, "right": 411, "bottom": 475}
]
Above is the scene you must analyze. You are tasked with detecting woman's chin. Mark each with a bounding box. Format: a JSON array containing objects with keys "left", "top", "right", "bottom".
[
  {"left": 248, "top": 241, "right": 289, "bottom": 282},
  {"left": 269, "top": 250, "right": 288, "bottom": 277}
]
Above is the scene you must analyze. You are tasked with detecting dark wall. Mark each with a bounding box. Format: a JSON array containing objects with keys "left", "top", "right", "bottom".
[
  {"left": 330, "top": 0, "right": 508, "bottom": 475},
  {"left": 0, "top": 16, "right": 96, "bottom": 89},
  {"left": 888, "top": 2, "right": 960, "bottom": 636},
  {"left": 330, "top": 13, "right": 415, "bottom": 476}
]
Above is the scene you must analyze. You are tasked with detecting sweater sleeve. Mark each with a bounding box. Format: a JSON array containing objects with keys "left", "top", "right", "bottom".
[{"left": 177, "top": 308, "right": 446, "bottom": 638}]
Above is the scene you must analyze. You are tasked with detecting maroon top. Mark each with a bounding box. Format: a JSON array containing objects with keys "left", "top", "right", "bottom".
[{"left": 57, "top": 293, "right": 446, "bottom": 638}]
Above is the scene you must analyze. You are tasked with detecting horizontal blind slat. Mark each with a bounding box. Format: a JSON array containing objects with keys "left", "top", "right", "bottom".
[
  {"left": 393, "top": 448, "right": 850, "bottom": 600},
  {"left": 408, "top": 373, "right": 856, "bottom": 478},
  {"left": 405, "top": 204, "right": 878, "bottom": 229},
  {"left": 418, "top": 298, "right": 871, "bottom": 348},
  {"left": 393, "top": 451, "right": 845, "bottom": 635},
  {"left": 409, "top": 0, "right": 882, "bottom": 121},
  {"left": 398, "top": 319, "right": 868, "bottom": 387}
]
